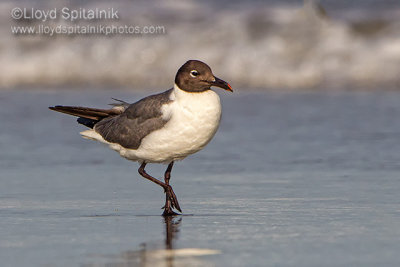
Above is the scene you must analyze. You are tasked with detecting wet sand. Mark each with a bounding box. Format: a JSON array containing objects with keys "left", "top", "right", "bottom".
[{"left": 1, "top": 89, "right": 400, "bottom": 266}]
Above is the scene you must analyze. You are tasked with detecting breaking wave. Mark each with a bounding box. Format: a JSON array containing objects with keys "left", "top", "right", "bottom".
[{"left": 1, "top": 0, "right": 400, "bottom": 90}]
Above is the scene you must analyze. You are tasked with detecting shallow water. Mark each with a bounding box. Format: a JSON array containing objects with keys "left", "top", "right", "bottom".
[{"left": 1, "top": 89, "right": 400, "bottom": 266}]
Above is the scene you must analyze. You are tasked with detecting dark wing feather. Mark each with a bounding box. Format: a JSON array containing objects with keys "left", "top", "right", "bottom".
[
  {"left": 94, "top": 89, "right": 173, "bottom": 149},
  {"left": 49, "top": 106, "right": 121, "bottom": 121},
  {"left": 49, "top": 105, "right": 124, "bottom": 129}
]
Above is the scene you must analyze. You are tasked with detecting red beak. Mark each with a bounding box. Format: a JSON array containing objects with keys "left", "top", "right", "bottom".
[{"left": 212, "top": 76, "right": 233, "bottom": 92}]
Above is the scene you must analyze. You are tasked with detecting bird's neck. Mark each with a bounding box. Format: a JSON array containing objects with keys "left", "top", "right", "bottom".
[
  {"left": 172, "top": 83, "right": 220, "bottom": 107},
  {"left": 173, "top": 83, "right": 206, "bottom": 100}
]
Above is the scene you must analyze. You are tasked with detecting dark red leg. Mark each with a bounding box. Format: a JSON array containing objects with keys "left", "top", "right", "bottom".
[
  {"left": 138, "top": 162, "right": 181, "bottom": 216},
  {"left": 163, "top": 161, "right": 182, "bottom": 215}
]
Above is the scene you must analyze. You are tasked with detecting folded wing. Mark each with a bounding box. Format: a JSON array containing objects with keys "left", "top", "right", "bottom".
[
  {"left": 95, "top": 89, "right": 173, "bottom": 149},
  {"left": 49, "top": 89, "right": 173, "bottom": 150}
]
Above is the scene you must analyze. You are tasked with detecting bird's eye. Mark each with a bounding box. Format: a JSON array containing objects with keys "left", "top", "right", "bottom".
[{"left": 190, "top": 70, "right": 199, "bottom": 78}]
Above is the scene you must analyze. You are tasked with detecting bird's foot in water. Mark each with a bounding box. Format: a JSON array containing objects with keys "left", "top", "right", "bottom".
[
  {"left": 162, "top": 185, "right": 181, "bottom": 216},
  {"left": 162, "top": 207, "right": 179, "bottom": 216}
]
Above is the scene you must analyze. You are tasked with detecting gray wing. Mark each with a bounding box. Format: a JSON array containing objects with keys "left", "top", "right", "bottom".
[{"left": 94, "top": 89, "right": 173, "bottom": 149}]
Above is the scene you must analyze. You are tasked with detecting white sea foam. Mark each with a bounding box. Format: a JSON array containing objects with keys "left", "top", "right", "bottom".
[{"left": 1, "top": 0, "right": 400, "bottom": 90}]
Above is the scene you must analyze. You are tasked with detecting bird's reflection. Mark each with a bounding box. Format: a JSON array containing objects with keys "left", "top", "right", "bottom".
[
  {"left": 164, "top": 216, "right": 182, "bottom": 250},
  {"left": 164, "top": 216, "right": 182, "bottom": 267},
  {"left": 82, "top": 216, "right": 182, "bottom": 267},
  {"left": 121, "top": 216, "right": 182, "bottom": 267},
  {"left": 83, "top": 216, "right": 218, "bottom": 267}
]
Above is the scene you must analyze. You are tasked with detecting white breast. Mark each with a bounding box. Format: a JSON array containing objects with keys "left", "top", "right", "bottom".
[{"left": 122, "top": 84, "right": 222, "bottom": 163}]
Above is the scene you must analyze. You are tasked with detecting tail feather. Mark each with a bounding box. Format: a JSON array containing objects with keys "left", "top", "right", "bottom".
[{"left": 77, "top": 117, "right": 97, "bottom": 128}]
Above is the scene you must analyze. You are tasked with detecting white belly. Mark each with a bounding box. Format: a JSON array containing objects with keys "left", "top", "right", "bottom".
[{"left": 120, "top": 86, "right": 222, "bottom": 163}]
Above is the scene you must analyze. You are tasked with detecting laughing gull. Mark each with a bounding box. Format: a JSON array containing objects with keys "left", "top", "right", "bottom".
[{"left": 49, "top": 60, "right": 232, "bottom": 216}]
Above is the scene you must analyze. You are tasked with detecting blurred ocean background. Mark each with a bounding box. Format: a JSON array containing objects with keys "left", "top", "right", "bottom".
[{"left": 0, "top": 0, "right": 400, "bottom": 90}]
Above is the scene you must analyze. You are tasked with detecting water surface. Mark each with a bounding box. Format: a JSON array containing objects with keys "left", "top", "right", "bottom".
[{"left": 1, "top": 89, "right": 400, "bottom": 266}]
